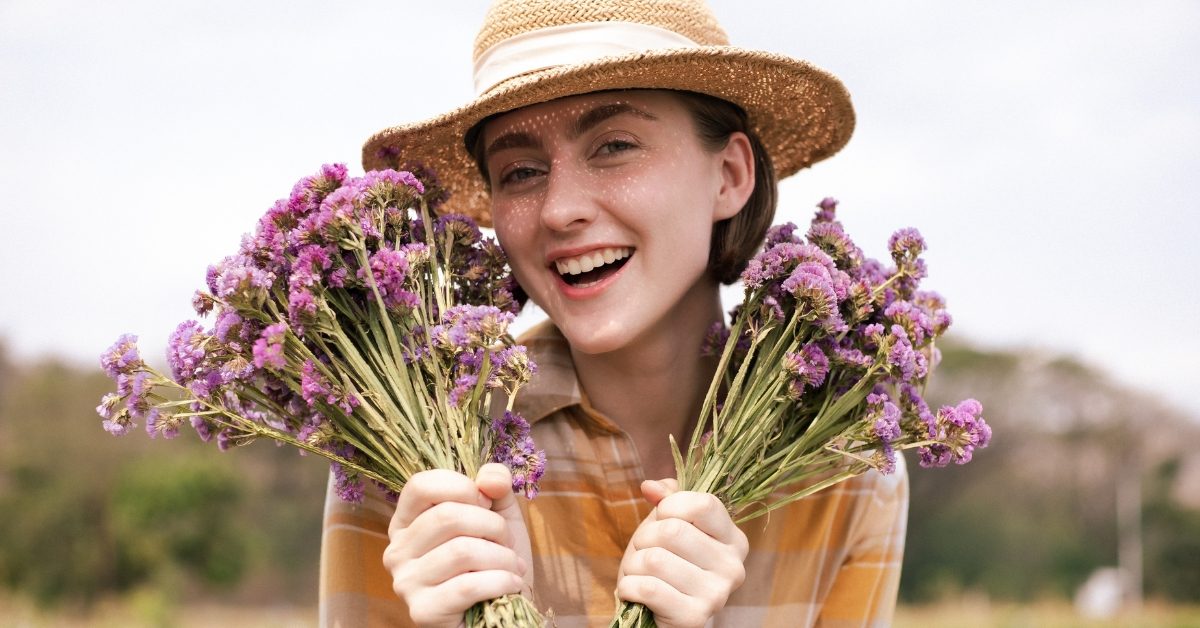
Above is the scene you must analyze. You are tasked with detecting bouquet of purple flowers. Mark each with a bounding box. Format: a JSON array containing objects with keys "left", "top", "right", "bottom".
[
  {"left": 97, "top": 164, "right": 545, "bottom": 626},
  {"left": 612, "top": 199, "right": 992, "bottom": 628}
]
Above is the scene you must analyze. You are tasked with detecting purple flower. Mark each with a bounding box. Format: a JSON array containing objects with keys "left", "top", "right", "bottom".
[
  {"left": 97, "top": 393, "right": 135, "bottom": 436},
  {"left": 252, "top": 322, "right": 288, "bottom": 370},
  {"left": 490, "top": 412, "right": 546, "bottom": 498},
  {"left": 782, "top": 264, "right": 841, "bottom": 324},
  {"left": 145, "top": 408, "right": 181, "bottom": 440},
  {"left": 885, "top": 324, "right": 927, "bottom": 382},
  {"left": 764, "top": 222, "right": 800, "bottom": 248},
  {"left": 100, "top": 334, "right": 142, "bottom": 378},
  {"left": 300, "top": 360, "right": 359, "bottom": 415},
  {"left": 190, "top": 414, "right": 216, "bottom": 443},
  {"left": 300, "top": 360, "right": 331, "bottom": 407},
  {"left": 435, "top": 214, "right": 482, "bottom": 246},
  {"left": 807, "top": 221, "right": 863, "bottom": 269},
  {"left": 783, "top": 344, "right": 830, "bottom": 399},
  {"left": 448, "top": 373, "right": 479, "bottom": 407},
  {"left": 213, "top": 309, "right": 242, "bottom": 342},
  {"left": 490, "top": 345, "right": 537, "bottom": 392},
  {"left": 288, "top": 288, "right": 318, "bottom": 331},
  {"left": 742, "top": 242, "right": 834, "bottom": 290},
  {"left": 213, "top": 255, "right": 275, "bottom": 304},
  {"left": 919, "top": 398, "right": 990, "bottom": 468},
  {"left": 815, "top": 197, "right": 839, "bottom": 222},
  {"left": 884, "top": 300, "right": 934, "bottom": 344},
  {"left": 124, "top": 371, "right": 153, "bottom": 419},
  {"left": 888, "top": 227, "right": 926, "bottom": 270},
  {"left": 361, "top": 168, "right": 426, "bottom": 196},
  {"left": 866, "top": 393, "right": 902, "bottom": 443},
  {"left": 292, "top": 245, "right": 334, "bottom": 289},
  {"left": 359, "top": 248, "right": 418, "bottom": 310},
  {"left": 167, "top": 321, "right": 207, "bottom": 382},
  {"left": 191, "top": 290, "right": 216, "bottom": 316},
  {"left": 431, "top": 305, "right": 514, "bottom": 350}
]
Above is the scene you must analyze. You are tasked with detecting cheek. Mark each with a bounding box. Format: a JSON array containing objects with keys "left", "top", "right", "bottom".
[{"left": 493, "top": 204, "right": 549, "bottom": 303}]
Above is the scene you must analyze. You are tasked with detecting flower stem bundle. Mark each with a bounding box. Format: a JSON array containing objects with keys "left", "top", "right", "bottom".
[
  {"left": 98, "top": 164, "right": 545, "bottom": 626},
  {"left": 612, "top": 199, "right": 991, "bottom": 628}
]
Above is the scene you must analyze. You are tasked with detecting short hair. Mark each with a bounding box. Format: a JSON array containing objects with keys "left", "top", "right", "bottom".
[{"left": 467, "top": 90, "right": 777, "bottom": 285}]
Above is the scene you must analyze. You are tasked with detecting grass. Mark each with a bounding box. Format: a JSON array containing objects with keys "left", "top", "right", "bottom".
[
  {"left": 4, "top": 594, "right": 1200, "bottom": 627},
  {"left": 895, "top": 597, "right": 1200, "bottom": 628}
]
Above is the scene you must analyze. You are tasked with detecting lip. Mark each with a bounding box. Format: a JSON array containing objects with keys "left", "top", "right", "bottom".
[{"left": 548, "top": 248, "right": 634, "bottom": 300}]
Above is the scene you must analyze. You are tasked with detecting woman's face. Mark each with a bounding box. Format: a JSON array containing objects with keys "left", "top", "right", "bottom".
[{"left": 483, "top": 90, "right": 748, "bottom": 356}]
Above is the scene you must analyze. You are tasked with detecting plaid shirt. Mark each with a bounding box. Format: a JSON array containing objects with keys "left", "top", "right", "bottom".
[{"left": 320, "top": 322, "right": 908, "bottom": 627}]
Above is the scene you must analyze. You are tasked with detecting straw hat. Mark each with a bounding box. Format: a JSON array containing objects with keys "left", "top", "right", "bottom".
[{"left": 362, "top": 0, "right": 855, "bottom": 226}]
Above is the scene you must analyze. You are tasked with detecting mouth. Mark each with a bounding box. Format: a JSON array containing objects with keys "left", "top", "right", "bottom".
[{"left": 552, "top": 246, "right": 633, "bottom": 289}]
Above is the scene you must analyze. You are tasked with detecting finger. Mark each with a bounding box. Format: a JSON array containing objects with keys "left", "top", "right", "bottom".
[
  {"left": 654, "top": 492, "right": 749, "bottom": 557},
  {"left": 629, "top": 515, "right": 744, "bottom": 577},
  {"left": 388, "top": 535, "right": 524, "bottom": 598},
  {"left": 391, "top": 469, "right": 491, "bottom": 533},
  {"left": 390, "top": 501, "right": 511, "bottom": 560},
  {"left": 616, "top": 574, "right": 713, "bottom": 628},
  {"left": 476, "top": 462, "right": 517, "bottom": 513},
  {"left": 640, "top": 478, "right": 677, "bottom": 506},
  {"left": 420, "top": 535, "right": 526, "bottom": 582},
  {"left": 407, "top": 571, "right": 524, "bottom": 627}
]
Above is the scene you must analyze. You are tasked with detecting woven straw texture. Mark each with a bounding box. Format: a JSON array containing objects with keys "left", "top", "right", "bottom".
[{"left": 362, "top": 0, "right": 855, "bottom": 226}]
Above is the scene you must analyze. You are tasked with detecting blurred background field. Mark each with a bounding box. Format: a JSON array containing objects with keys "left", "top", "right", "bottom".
[{"left": 1, "top": 333, "right": 1197, "bottom": 626}]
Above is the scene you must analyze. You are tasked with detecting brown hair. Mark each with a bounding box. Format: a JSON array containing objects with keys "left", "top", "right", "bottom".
[{"left": 467, "top": 90, "right": 777, "bottom": 285}]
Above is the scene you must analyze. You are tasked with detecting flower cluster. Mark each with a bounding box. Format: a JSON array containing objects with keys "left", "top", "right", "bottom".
[
  {"left": 97, "top": 164, "right": 546, "bottom": 626},
  {"left": 97, "top": 164, "right": 540, "bottom": 501},
  {"left": 614, "top": 197, "right": 990, "bottom": 628},
  {"left": 614, "top": 198, "right": 990, "bottom": 628},
  {"left": 677, "top": 197, "right": 990, "bottom": 515}
]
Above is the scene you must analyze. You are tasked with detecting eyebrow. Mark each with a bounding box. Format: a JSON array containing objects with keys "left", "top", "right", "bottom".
[
  {"left": 569, "top": 102, "right": 658, "bottom": 139},
  {"left": 483, "top": 131, "right": 544, "bottom": 162},
  {"left": 483, "top": 102, "right": 659, "bottom": 162}
]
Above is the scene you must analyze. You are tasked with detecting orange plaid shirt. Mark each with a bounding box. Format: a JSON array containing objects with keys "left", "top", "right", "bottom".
[{"left": 319, "top": 322, "right": 908, "bottom": 627}]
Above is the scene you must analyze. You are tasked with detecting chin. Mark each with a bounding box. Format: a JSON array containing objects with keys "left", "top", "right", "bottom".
[{"left": 555, "top": 316, "right": 640, "bottom": 357}]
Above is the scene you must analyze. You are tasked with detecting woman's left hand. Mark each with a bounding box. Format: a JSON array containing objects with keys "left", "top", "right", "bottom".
[{"left": 616, "top": 479, "right": 750, "bottom": 628}]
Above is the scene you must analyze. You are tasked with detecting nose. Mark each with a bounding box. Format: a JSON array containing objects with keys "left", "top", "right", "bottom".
[{"left": 538, "top": 164, "right": 599, "bottom": 232}]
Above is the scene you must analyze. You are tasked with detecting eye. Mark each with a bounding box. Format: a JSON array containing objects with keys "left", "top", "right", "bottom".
[
  {"left": 595, "top": 139, "right": 637, "bottom": 156},
  {"left": 497, "top": 164, "right": 546, "bottom": 188}
]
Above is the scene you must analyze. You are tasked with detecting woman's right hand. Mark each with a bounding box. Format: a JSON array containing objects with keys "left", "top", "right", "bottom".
[{"left": 383, "top": 463, "right": 533, "bottom": 628}]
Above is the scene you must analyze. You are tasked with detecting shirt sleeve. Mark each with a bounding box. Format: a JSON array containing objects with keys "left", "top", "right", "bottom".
[
  {"left": 815, "top": 454, "right": 910, "bottom": 628},
  {"left": 318, "top": 474, "right": 416, "bottom": 628}
]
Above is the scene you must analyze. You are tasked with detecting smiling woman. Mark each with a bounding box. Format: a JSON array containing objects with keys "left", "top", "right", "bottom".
[
  {"left": 481, "top": 91, "right": 753, "bottom": 357},
  {"left": 320, "top": 1, "right": 906, "bottom": 627}
]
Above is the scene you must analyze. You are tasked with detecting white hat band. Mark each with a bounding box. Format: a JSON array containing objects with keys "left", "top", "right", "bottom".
[{"left": 473, "top": 21, "right": 701, "bottom": 95}]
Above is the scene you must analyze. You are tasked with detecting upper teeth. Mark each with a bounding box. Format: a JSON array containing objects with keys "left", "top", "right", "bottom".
[{"left": 555, "top": 247, "right": 631, "bottom": 276}]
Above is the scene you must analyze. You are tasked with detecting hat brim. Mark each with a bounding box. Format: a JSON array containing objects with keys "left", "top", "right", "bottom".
[{"left": 362, "top": 46, "right": 855, "bottom": 226}]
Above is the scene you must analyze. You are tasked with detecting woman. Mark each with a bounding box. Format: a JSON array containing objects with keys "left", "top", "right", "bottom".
[{"left": 321, "top": 2, "right": 907, "bottom": 626}]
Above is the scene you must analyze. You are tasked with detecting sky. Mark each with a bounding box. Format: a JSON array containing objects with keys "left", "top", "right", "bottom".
[{"left": 1, "top": 0, "right": 1197, "bottom": 417}]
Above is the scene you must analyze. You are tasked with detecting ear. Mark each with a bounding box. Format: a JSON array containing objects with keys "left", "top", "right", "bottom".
[{"left": 712, "top": 131, "right": 755, "bottom": 222}]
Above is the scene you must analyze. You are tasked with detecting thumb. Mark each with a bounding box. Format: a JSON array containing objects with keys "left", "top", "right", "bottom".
[
  {"left": 476, "top": 463, "right": 533, "bottom": 584},
  {"left": 640, "top": 477, "right": 680, "bottom": 507},
  {"left": 476, "top": 462, "right": 517, "bottom": 512}
]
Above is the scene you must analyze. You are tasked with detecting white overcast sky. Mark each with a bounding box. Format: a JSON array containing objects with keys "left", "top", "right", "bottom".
[{"left": 1, "top": 1, "right": 1196, "bottom": 417}]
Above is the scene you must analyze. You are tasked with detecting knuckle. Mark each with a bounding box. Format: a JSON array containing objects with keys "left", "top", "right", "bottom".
[
  {"left": 731, "top": 562, "right": 747, "bottom": 588},
  {"left": 642, "top": 546, "right": 672, "bottom": 572},
  {"left": 634, "top": 576, "right": 661, "bottom": 600},
  {"left": 658, "top": 517, "right": 686, "bottom": 539},
  {"left": 444, "top": 536, "right": 474, "bottom": 564},
  {"left": 429, "top": 503, "right": 459, "bottom": 529}
]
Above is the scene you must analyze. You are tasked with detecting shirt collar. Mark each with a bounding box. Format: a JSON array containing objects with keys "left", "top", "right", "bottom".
[{"left": 510, "top": 320, "right": 582, "bottom": 425}]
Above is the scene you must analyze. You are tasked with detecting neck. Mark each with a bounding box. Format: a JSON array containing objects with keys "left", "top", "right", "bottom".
[{"left": 569, "top": 278, "right": 724, "bottom": 481}]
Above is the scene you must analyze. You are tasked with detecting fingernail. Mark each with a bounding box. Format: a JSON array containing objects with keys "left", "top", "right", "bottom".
[{"left": 517, "top": 556, "right": 527, "bottom": 575}]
